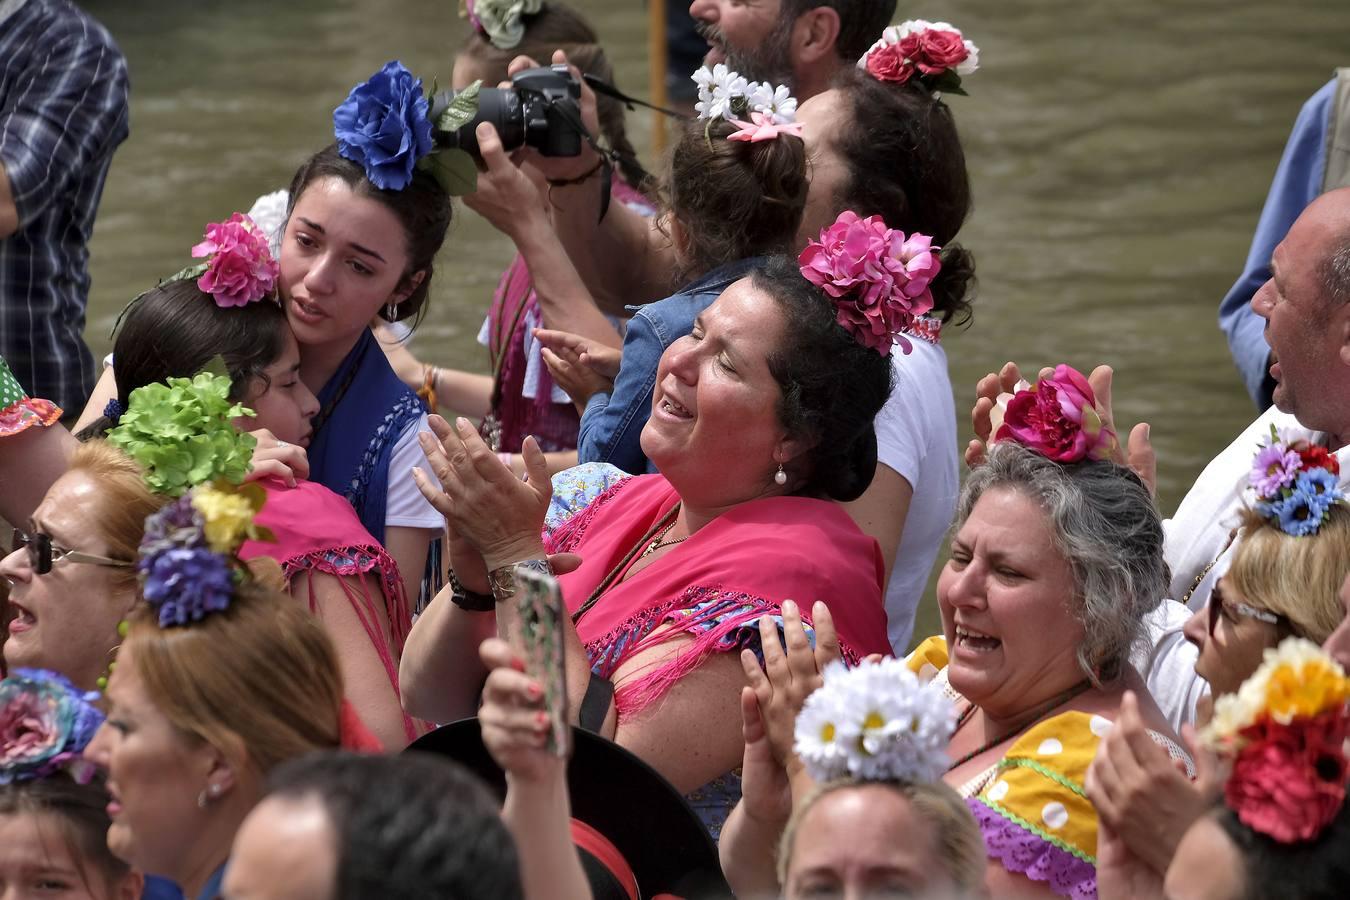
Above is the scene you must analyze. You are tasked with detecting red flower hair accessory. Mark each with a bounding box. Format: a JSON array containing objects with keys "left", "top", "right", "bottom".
[
  {"left": 798, "top": 211, "right": 940, "bottom": 356},
  {"left": 1204, "top": 638, "right": 1350, "bottom": 844},
  {"left": 189, "top": 212, "right": 279, "bottom": 308},
  {"left": 858, "top": 20, "right": 980, "bottom": 96},
  {"left": 986, "top": 364, "right": 1118, "bottom": 464}
]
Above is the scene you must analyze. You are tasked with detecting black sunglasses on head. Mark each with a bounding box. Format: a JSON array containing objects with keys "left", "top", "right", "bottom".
[{"left": 10, "top": 528, "right": 134, "bottom": 576}]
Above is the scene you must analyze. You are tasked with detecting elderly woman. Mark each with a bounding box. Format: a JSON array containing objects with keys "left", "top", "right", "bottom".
[
  {"left": 904, "top": 366, "right": 1186, "bottom": 899},
  {"left": 84, "top": 489, "right": 374, "bottom": 900},
  {"left": 1088, "top": 432, "right": 1350, "bottom": 880},
  {"left": 404, "top": 252, "right": 902, "bottom": 834},
  {"left": 1, "top": 441, "right": 161, "bottom": 693}
]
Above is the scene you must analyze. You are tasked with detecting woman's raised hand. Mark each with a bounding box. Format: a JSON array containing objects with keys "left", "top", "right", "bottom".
[
  {"left": 463, "top": 121, "right": 549, "bottom": 238},
  {"left": 535, "top": 328, "right": 618, "bottom": 408},
  {"left": 245, "top": 428, "right": 309, "bottom": 487},
  {"left": 1084, "top": 691, "right": 1224, "bottom": 875},
  {"left": 412, "top": 415, "right": 551, "bottom": 570},
  {"left": 743, "top": 600, "right": 842, "bottom": 770},
  {"left": 479, "top": 637, "right": 567, "bottom": 782}
]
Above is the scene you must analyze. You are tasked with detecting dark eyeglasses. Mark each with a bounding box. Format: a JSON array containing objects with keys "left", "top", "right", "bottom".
[
  {"left": 10, "top": 528, "right": 134, "bottom": 576},
  {"left": 1207, "top": 592, "right": 1288, "bottom": 636}
]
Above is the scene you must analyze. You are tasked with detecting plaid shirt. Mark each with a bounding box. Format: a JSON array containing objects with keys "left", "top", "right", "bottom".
[{"left": 0, "top": 0, "right": 128, "bottom": 411}]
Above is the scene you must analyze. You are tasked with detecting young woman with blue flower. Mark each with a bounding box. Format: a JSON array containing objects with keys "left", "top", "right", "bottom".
[
  {"left": 278, "top": 62, "right": 456, "bottom": 611},
  {"left": 0, "top": 668, "right": 144, "bottom": 900}
]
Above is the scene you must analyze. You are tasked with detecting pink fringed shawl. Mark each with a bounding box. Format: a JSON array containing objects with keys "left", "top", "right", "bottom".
[
  {"left": 548, "top": 474, "right": 891, "bottom": 718},
  {"left": 239, "top": 477, "right": 416, "bottom": 740}
]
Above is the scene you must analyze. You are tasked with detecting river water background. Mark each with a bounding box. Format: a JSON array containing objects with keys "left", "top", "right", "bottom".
[{"left": 79, "top": 0, "right": 1349, "bottom": 639}]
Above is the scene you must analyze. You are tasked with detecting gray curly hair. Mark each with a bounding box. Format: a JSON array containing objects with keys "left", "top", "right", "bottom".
[{"left": 956, "top": 442, "right": 1168, "bottom": 684}]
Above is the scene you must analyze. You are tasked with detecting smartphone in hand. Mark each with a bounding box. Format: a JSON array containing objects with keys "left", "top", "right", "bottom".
[{"left": 515, "top": 565, "right": 571, "bottom": 757}]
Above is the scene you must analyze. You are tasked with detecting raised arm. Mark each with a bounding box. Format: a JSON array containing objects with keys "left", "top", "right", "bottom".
[{"left": 503, "top": 52, "right": 679, "bottom": 312}]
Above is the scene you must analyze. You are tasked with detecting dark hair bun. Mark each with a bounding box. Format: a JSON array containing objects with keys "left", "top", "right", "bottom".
[{"left": 754, "top": 256, "right": 892, "bottom": 502}]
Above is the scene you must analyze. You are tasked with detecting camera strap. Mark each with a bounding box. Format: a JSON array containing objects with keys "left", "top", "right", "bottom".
[
  {"left": 583, "top": 74, "right": 692, "bottom": 121},
  {"left": 546, "top": 98, "right": 617, "bottom": 223}
]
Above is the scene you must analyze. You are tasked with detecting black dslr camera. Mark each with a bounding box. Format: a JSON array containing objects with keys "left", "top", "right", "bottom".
[{"left": 440, "top": 64, "right": 584, "bottom": 158}]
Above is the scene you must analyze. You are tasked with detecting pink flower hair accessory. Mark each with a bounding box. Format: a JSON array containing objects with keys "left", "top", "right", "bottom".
[
  {"left": 986, "top": 364, "right": 1118, "bottom": 464},
  {"left": 798, "top": 211, "right": 940, "bottom": 356},
  {"left": 858, "top": 20, "right": 980, "bottom": 96},
  {"left": 727, "top": 111, "right": 805, "bottom": 143},
  {"left": 189, "top": 212, "right": 279, "bottom": 308}
]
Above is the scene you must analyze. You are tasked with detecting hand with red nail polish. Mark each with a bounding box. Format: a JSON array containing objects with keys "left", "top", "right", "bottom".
[{"left": 479, "top": 638, "right": 568, "bottom": 783}]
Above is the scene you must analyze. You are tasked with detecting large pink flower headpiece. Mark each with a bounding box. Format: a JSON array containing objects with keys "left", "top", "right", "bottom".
[
  {"left": 189, "top": 212, "right": 279, "bottom": 308},
  {"left": 798, "top": 211, "right": 940, "bottom": 356},
  {"left": 858, "top": 20, "right": 980, "bottom": 96},
  {"left": 987, "top": 364, "right": 1118, "bottom": 464}
]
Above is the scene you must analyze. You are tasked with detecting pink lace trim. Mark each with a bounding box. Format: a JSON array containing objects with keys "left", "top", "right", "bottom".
[
  {"left": 587, "top": 584, "right": 864, "bottom": 719},
  {"left": 544, "top": 476, "right": 638, "bottom": 555},
  {"left": 968, "top": 798, "right": 1097, "bottom": 900},
  {"left": 282, "top": 543, "right": 418, "bottom": 742}
]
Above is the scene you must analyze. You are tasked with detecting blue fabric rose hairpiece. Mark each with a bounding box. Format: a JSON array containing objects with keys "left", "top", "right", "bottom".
[
  {"left": 334, "top": 60, "right": 483, "bottom": 195},
  {"left": 0, "top": 669, "right": 104, "bottom": 786}
]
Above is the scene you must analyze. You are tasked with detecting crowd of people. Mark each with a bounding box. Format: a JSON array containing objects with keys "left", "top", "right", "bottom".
[{"left": 2, "top": 0, "right": 1350, "bottom": 898}]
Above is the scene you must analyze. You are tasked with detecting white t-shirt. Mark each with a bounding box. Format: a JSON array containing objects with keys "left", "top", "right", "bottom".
[
  {"left": 384, "top": 412, "right": 448, "bottom": 531},
  {"left": 874, "top": 338, "right": 959, "bottom": 654},
  {"left": 1139, "top": 405, "right": 1350, "bottom": 731}
]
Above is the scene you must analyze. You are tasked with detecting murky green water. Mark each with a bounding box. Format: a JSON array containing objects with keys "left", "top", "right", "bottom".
[{"left": 80, "top": 1, "right": 1349, "bottom": 636}]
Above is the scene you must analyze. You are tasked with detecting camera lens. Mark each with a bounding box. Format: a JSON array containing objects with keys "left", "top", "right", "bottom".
[{"left": 438, "top": 87, "right": 526, "bottom": 155}]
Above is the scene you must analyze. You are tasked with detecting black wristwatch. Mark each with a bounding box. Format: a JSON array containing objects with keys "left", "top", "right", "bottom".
[
  {"left": 487, "top": 558, "right": 554, "bottom": 604},
  {"left": 447, "top": 570, "right": 495, "bottom": 612}
]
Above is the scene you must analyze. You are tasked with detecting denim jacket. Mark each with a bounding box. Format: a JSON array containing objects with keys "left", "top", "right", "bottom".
[{"left": 578, "top": 257, "right": 764, "bottom": 473}]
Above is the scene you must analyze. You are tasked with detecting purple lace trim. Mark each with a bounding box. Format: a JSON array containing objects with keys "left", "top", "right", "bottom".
[{"left": 968, "top": 797, "right": 1097, "bottom": 900}]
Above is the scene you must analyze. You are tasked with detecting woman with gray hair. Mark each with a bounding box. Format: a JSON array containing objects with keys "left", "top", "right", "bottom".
[{"left": 906, "top": 366, "right": 1189, "bottom": 899}]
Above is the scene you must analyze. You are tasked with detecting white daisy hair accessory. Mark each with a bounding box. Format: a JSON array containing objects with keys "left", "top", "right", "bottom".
[
  {"left": 691, "top": 65, "right": 803, "bottom": 141},
  {"left": 794, "top": 658, "right": 955, "bottom": 783}
]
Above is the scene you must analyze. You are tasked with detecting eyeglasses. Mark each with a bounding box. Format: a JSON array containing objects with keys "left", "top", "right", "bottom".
[
  {"left": 1207, "top": 592, "right": 1288, "bottom": 636},
  {"left": 10, "top": 528, "right": 134, "bottom": 576}
]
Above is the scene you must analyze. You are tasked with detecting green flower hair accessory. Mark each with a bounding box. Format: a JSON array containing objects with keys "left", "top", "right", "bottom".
[
  {"left": 462, "top": 0, "right": 543, "bottom": 50},
  {"left": 107, "top": 373, "right": 256, "bottom": 497}
]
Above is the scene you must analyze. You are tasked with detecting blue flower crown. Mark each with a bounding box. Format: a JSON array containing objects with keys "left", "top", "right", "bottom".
[{"left": 1249, "top": 427, "right": 1345, "bottom": 537}]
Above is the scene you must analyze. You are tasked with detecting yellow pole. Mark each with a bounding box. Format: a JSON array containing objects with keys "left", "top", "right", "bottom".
[{"left": 648, "top": 0, "right": 669, "bottom": 158}]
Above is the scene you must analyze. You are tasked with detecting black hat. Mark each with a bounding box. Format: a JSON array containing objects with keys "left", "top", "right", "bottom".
[{"left": 407, "top": 720, "right": 731, "bottom": 899}]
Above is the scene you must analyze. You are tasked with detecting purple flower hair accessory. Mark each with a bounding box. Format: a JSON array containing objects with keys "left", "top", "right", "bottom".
[{"left": 137, "top": 495, "right": 237, "bottom": 627}]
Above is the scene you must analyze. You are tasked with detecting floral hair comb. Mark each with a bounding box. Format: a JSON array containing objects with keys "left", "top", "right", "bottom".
[
  {"left": 1248, "top": 427, "right": 1344, "bottom": 537},
  {"left": 138, "top": 483, "right": 274, "bottom": 628},
  {"left": 692, "top": 64, "right": 803, "bottom": 142},
  {"left": 1203, "top": 637, "right": 1350, "bottom": 843},
  {"left": 798, "top": 211, "right": 940, "bottom": 356},
  {"left": 858, "top": 20, "right": 980, "bottom": 95},
  {"left": 107, "top": 372, "right": 258, "bottom": 497},
  {"left": 986, "top": 365, "right": 1118, "bottom": 464},
  {"left": 795, "top": 658, "right": 954, "bottom": 783},
  {"left": 0, "top": 669, "right": 104, "bottom": 786},
  {"left": 461, "top": 0, "right": 543, "bottom": 50},
  {"left": 335, "top": 61, "right": 484, "bottom": 196}
]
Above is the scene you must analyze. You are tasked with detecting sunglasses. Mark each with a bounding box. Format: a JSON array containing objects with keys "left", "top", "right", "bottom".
[
  {"left": 10, "top": 528, "right": 134, "bottom": 576},
  {"left": 1207, "top": 592, "right": 1288, "bottom": 636}
]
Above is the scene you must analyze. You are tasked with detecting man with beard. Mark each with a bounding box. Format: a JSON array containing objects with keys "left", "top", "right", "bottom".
[{"left": 689, "top": 0, "right": 897, "bottom": 103}]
